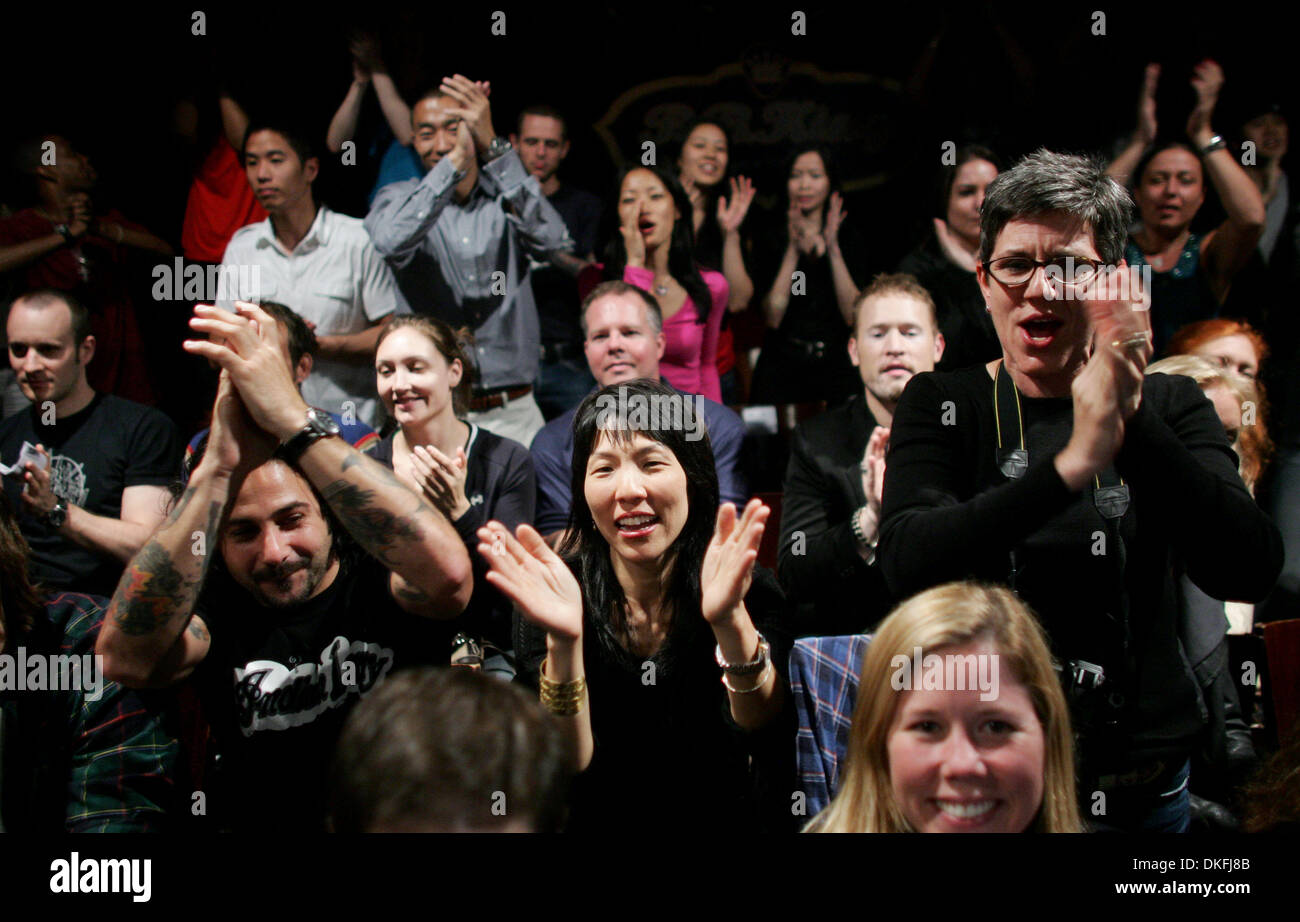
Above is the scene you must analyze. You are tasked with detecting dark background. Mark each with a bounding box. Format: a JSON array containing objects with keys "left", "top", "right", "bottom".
[
  {"left": 3, "top": 0, "right": 1293, "bottom": 256},
  {"left": 1, "top": 0, "right": 1293, "bottom": 430}
]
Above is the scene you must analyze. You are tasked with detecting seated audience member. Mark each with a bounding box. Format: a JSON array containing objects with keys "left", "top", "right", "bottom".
[
  {"left": 480, "top": 379, "right": 795, "bottom": 832},
  {"left": 897, "top": 145, "right": 1003, "bottom": 371},
  {"left": 1, "top": 289, "right": 178, "bottom": 598},
  {"left": 510, "top": 105, "right": 603, "bottom": 421},
  {"left": 221, "top": 120, "right": 406, "bottom": 429},
  {"left": 778, "top": 274, "right": 944, "bottom": 635},
  {"left": 879, "top": 149, "right": 1282, "bottom": 831},
  {"left": 182, "top": 301, "right": 379, "bottom": 477},
  {"left": 675, "top": 120, "right": 758, "bottom": 405},
  {"left": 1107, "top": 61, "right": 1265, "bottom": 354},
  {"left": 372, "top": 316, "right": 536, "bottom": 666},
  {"left": 749, "top": 146, "right": 866, "bottom": 406},
  {"left": 0, "top": 491, "right": 178, "bottom": 832},
  {"left": 1148, "top": 353, "right": 1268, "bottom": 494},
  {"left": 582, "top": 165, "right": 728, "bottom": 402},
  {"left": 96, "top": 302, "right": 472, "bottom": 831},
  {"left": 1167, "top": 317, "right": 1273, "bottom": 488},
  {"left": 805, "top": 582, "right": 1081, "bottom": 833},
  {"left": 0, "top": 134, "right": 173, "bottom": 405},
  {"left": 531, "top": 281, "right": 747, "bottom": 544},
  {"left": 329, "top": 666, "right": 573, "bottom": 832},
  {"left": 365, "top": 75, "right": 571, "bottom": 447}
]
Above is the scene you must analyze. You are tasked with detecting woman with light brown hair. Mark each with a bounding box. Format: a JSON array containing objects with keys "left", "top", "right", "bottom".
[{"left": 807, "top": 581, "right": 1082, "bottom": 833}]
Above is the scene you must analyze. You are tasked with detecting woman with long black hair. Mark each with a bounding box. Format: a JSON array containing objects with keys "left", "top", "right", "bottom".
[
  {"left": 476, "top": 379, "right": 794, "bottom": 831},
  {"left": 583, "top": 166, "right": 729, "bottom": 403},
  {"left": 750, "top": 146, "right": 867, "bottom": 405}
]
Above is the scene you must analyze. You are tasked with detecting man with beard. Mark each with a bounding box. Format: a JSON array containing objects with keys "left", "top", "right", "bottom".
[
  {"left": 96, "top": 301, "right": 472, "bottom": 831},
  {"left": 777, "top": 273, "right": 944, "bottom": 634}
]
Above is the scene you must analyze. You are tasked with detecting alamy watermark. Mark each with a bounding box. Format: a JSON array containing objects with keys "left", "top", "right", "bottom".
[
  {"left": 0, "top": 648, "right": 104, "bottom": 701},
  {"left": 1042, "top": 260, "right": 1152, "bottom": 305},
  {"left": 593, "top": 385, "right": 707, "bottom": 441},
  {"left": 152, "top": 258, "right": 262, "bottom": 303},
  {"left": 890, "top": 646, "right": 1000, "bottom": 702}
]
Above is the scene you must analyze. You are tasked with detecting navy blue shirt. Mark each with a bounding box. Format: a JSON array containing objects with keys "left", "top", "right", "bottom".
[{"left": 530, "top": 385, "right": 748, "bottom": 534}]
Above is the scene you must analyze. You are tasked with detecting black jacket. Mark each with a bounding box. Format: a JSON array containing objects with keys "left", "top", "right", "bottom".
[{"left": 777, "top": 395, "right": 895, "bottom": 635}]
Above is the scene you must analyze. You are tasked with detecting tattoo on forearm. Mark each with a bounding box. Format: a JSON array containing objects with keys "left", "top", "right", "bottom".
[
  {"left": 164, "top": 486, "right": 197, "bottom": 526},
  {"left": 320, "top": 480, "right": 424, "bottom": 566},
  {"left": 112, "top": 541, "right": 196, "bottom": 637}
]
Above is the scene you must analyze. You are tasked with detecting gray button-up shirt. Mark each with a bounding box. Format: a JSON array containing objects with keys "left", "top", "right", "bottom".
[{"left": 365, "top": 151, "right": 571, "bottom": 391}]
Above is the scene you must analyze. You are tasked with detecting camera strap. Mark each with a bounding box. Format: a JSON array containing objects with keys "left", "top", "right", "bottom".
[{"left": 993, "top": 363, "right": 1135, "bottom": 728}]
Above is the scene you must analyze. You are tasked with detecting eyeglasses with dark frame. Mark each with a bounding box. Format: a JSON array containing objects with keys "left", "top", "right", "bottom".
[{"left": 984, "top": 255, "right": 1104, "bottom": 288}]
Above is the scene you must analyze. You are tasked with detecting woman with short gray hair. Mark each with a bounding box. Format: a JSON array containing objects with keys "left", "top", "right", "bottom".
[{"left": 878, "top": 149, "right": 1282, "bottom": 832}]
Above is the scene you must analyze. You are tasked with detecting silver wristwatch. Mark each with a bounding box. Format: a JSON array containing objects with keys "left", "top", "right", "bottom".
[
  {"left": 482, "top": 136, "right": 512, "bottom": 164},
  {"left": 47, "top": 498, "right": 68, "bottom": 529}
]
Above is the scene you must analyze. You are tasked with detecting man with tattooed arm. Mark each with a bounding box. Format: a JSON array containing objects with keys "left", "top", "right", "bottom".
[{"left": 95, "top": 301, "right": 472, "bottom": 831}]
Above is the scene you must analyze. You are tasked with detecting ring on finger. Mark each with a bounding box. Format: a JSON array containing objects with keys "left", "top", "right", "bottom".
[{"left": 1110, "top": 333, "right": 1149, "bottom": 352}]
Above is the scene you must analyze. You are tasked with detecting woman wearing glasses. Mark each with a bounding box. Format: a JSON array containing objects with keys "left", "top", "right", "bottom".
[{"left": 878, "top": 150, "right": 1282, "bottom": 832}]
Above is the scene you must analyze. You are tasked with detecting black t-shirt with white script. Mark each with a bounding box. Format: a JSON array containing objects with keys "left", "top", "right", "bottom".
[
  {"left": 193, "top": 555, "right": 455, "bottom": 830},
  {"left": 0, "top": 394, "right": 180, "bottom": 597}
]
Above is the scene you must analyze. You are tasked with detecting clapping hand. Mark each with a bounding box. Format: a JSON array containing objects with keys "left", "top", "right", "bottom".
[
  {"left": 439, "top": 74, "right": 496, "bottom": 154},
  {"left": 1137, "top": 63, "right": 1159, "bottom": 146},
  {"left": 701, "top": 499, "right": 770, "bottom": 625},
  {"left": 1058, "top": 269, "right": 1152, "bottom": 488},
  {"left": 860, "top": 426, "right": 889, "bottom": 516},
  {"left": 477, "top": 521, "right": 583, "bottom": 642},
  {"left": 184, "top": 301, "right": 307, "bottom": 442},
  {"left": 716, "top": 176, "right": 756, "bottom": 234},
  {"left": 823, "top": 192, "right": 847, "bottom": 253},
  {"left": 408, "top": 444, "right": 471, "bottom": 520},
  {"left": 788, "top": 203, "right": 825, "bottom": 257},
  {"left": 1187, "top": 59, "right": 1224, "bottom": 146}
]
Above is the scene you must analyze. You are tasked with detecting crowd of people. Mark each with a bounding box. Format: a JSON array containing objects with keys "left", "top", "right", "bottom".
[{"left": 1, "top": 40, "right": 1298, "bottom": 835}]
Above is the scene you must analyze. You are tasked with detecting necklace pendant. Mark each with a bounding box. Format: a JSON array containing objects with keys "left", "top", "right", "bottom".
[{"left": 653, "top": 284, "right": 669, "bottom": 296}]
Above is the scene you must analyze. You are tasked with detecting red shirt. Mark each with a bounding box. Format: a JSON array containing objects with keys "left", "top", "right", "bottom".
[{"left": 181, "top": 137, "right": 266, "bottom": 263}]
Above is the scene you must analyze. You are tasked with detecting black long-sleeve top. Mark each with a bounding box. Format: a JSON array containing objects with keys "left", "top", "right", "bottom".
[
  {"left": 777, "top": 394, "right": 896, "bottom": 634},
  {"left": 879, "top": 365, "right": 1283, "bottom": 767}
]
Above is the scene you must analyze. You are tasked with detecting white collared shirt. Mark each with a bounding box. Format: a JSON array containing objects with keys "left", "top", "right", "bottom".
[{"left": 220, "top": 205, "right": 407, "bottom": 428}]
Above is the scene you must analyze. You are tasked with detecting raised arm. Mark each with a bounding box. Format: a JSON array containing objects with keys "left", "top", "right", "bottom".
[
  {"left": 717, "top": 176, "right": 757, "bottom": 312},
  {"left": 96, "top": 373, "right": 256, "bottom": 688},
  {"left": 1107, "top": 63, "right": 1159, "bottom": 185},
  {"left": 184, "top": 302, "right": 472, "bottom": 617},
  {"left": 761, "top": 215, "right": 802, "bottom": 329},
  {"left": 364, "top": 149, "right": 467, "bottom": 268},
  {"left": 218, "top": 91, "right": 249, "bottom": 155},
  {"left": 1186, "top": 61, "right": 1266, "bottom": 298},
  {"left": 477, "top": 520, "right": 592, "bottom": 770},
  {"left": 824, "top": 193, "right": 861, "bottom": 325}
]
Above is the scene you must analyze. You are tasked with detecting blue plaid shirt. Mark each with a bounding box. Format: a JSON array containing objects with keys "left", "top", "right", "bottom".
[{"left": 790, "top": 634, "right": 872, "bottom": 818}]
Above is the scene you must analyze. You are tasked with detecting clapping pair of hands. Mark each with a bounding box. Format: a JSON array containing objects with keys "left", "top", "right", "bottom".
[
  {"left": 475, "top": 499, "right": 770, "bottom": 644},
  {"left": 788, "top": 191, "right": 846, "bottom": 257},
  {"left": 1134, "top": 59, "right": 1225, "bottom": 148}
]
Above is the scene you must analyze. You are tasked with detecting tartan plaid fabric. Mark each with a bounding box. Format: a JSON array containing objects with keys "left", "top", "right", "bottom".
[
  {"left": 47, "top": 593, "right": 177, "bottom": 832},
  {"left": 790, "top": 634, "right": 872, "bottom": 818}
]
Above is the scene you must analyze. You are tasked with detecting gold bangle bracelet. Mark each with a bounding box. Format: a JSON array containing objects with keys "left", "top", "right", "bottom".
[{"left": 539, "top": 665, "right": 587, "bottom": 716}]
